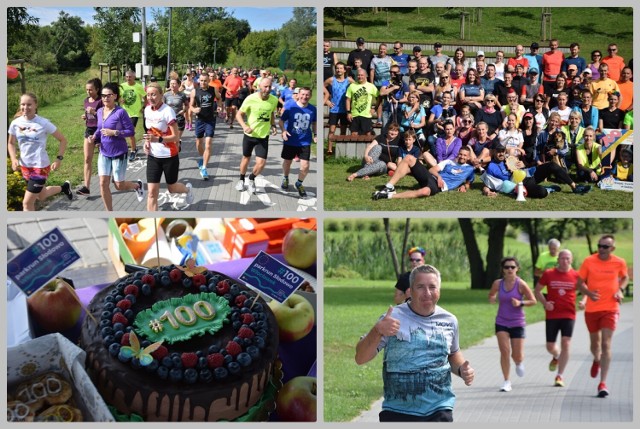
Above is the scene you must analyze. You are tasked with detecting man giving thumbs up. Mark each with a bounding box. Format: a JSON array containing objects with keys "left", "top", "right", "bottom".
[{"left": 355, "top": 264, "right": 475, "bottom": 422}]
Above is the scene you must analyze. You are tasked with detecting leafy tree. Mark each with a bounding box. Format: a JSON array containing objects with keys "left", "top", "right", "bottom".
[
  {"left": 48, "top": 12, "right": 91, "bottom": 70},
  {"left": 459, "top": 218, "right": 509, "bottom": 289},
  {"left": 239, "top": 30, "right": 280, "bottom": 68},
  {"left": 291, "top": 35, "right": 317, "bottom": 84},
  {"left": 7, "top": 7, "right": 39, "bottom": 50},
  {"left": 280, "top": 7, "right": 316, "bottom": 50},
  {"left": 92, "top": 7, "right": 141, "bottom": 70}
]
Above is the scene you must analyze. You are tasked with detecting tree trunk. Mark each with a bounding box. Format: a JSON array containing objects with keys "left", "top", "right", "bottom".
[
  {"left": 484, "top": 219, "right": 508, "bottom": 288},
  {"left": 525, "top": 219, "right": 540, "bottom": 281},
  {"left": 400, "top": 219, "right": 410, "bottom": 273},
  {"left": 384, "top": 219, "right": 401, "bottom": 279},
  {"left": 459, "top": 219, "right": 485, "bottom": 289}
]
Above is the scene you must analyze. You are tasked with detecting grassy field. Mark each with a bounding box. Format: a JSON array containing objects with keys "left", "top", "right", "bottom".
[
  {"left": 324, "top": 158, "right": 634, "bottom": 211},
  {"left": 324, "top": 7, "right": 633, "bottom": 60},
  {"left": 323, "top": 227, "right": 633, "bottom": 422}
]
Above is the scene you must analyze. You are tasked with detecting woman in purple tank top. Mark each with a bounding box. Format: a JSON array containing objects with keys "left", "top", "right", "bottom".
[{"left": 488, "top": 257, "right": 537, "bottom": 392}]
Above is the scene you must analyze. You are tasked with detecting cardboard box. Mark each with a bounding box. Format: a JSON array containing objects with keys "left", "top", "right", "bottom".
[{"left": 7, "top": 333, "right": 115, "bottom": 422}]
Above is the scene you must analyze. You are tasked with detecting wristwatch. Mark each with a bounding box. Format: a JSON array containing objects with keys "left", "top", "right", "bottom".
[
  {"left": 158, "top": 136, "right": 164, "bottom": 143},
  {"left": 114, "top": 130, "right": 120, "bottom": 137},
  {"left": 56, "top": 155, "right": 64, "bottom": 161}
]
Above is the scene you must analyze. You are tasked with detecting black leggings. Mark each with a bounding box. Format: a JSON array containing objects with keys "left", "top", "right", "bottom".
[{"left": 524, "top": 162, "right": 573, "bottom": 198}]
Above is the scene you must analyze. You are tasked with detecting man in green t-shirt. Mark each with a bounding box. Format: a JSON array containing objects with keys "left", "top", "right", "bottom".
[
  {"left": 346, "top": 68, "right": 379, "bottom": 135},
  {"left": 235, "top": 77, "right": 278, "bottom": 194},
  {"left": 120, "top": 70, "right": 147, "bottom": 161},
  {"left": 535, "top": 238, "right": 561, "bottom": 282}
]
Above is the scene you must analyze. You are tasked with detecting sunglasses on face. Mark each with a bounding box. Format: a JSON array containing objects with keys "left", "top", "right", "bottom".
[
  {"left": 598, "top": 244, "right": 612, "bottom": 249},
  {"left": 503, "top": 265, "right": 517, "bottom": 269},
  {"left": 101, "top": 93, "right": 115, "bottom": 98}
]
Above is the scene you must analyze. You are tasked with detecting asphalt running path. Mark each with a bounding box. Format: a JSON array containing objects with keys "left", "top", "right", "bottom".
[
  {"left": 43, "top": 115, "right": 317, "bottom": 212},
  {"left": 352, "top": 302, "right": 632, "bottom": 423}
]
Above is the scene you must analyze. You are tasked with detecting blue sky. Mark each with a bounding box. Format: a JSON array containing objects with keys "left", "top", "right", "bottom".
[{"left": 28, "top": 7, "right": 297, "bottom": 32}]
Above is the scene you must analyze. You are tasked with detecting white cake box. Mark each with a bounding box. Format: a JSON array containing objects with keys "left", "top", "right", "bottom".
[{"left": 7, "top": 333, "right": 115, "bottom": 422}]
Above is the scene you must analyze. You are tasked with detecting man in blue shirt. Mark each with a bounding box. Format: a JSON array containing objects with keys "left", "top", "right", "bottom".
[
  {"left": 278, "top": 87, "right": 316, "bottom": 198},
  {"left": 372, "top": 146, "right": 475, "bottom": 200},
  {"left": 391, "top": 41, "right": 410, "bottom": 75}
]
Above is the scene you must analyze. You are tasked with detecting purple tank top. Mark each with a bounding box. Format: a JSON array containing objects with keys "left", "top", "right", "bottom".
[{"left": 495, "top": 277, "right": 525, "bottom": 327}]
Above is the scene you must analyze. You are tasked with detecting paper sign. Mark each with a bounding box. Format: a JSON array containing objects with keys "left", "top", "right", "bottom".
[
  {"left": 7, "top": 228, "right": 80, "bottom": 296},
  {"left": 239, "top": 251, "right": 307, "bottom": 303}
]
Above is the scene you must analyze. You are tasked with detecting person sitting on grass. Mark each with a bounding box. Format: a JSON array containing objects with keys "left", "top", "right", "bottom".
[
  {"left": 601, "top": 146, "right": 633, "bottom": 182},
  {"left": 347, "top": 123, "right": 401, "bottom": 181},
  {"left": 574, "top": 127, "right": 602, "bottom": 183},
  {"left": 480, "top": 145, "right": 591, "bottom": 198},
  {"left": 371, "top": 146, "right": 475, "bottom": 200}
]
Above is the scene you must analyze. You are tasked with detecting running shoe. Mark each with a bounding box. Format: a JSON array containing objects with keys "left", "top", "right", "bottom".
[
  {"left": 500, "top": 380, "right": 512, "bottom": 392},
  {"left": 235, "top": 179, "right": 245, "bottom": 191},
  {"left": 573, "top": 184, "right": 592, "bottom": 194},
  {"left": 135, "top": 179, "right": 146, "bottom": 202},
  {"left": 372, "top": 190, "right": 393, "bottom": 200},
  {"left": 544, "top": 185, "right": 562, "bottom": 193},
  {"left": 295, "top": 181, "right": 307, "bottom": 198},
  {"left": 515, "top": 362, "right": 525, "bottom": 377},
  {"left": 248, "top": 180, "right": 256, "bottom": 194},
  {"left": 61, "top": 181, "right": 73, "bottom": 200},
  {"left": 185, "top": 182, "right": 194, "bottom": 205},
  {"left": 549, "top": 357, "right": 559, "bottom": 372},
  {"left": 128, "top": 148, "right": 138, "bottom": 162},
  {"left": 281, "top": 177, "right": 289, "bottom": 190},
  {"left": 554, "top": 375, "right": 565, "bottom": 387},
  {"left": 597, "top": 382, "right": 609, "bottom": 398},
  {"left": 200, "top": 166, "right": 209, "bottom": 180},
  {"left": 76, "top": 185, "right": 90, "bottom": 196},
  {"left": 591, "top": 360, "right": 600, "bottom": 378}
]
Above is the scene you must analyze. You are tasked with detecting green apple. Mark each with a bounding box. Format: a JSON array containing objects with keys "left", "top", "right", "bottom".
[
  {"left": 27, "top": 278, "right": 82, "bottom": 333},
  {"left": 276, "top": 376, "right": 317, "bottom": 421},
  {"left": 282, "top": 228, "right": 317, "bottom": 269},
  {"left": 268, "top": 293, "right": 314, "bottom": 342}
]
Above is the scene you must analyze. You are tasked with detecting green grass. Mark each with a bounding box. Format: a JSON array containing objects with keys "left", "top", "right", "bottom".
[
  {"left": 324, "top": 279, "right": 544, "bottom": 422},
  {"left": 323, "top": 157, "right": 633, "bottom": 211},
  {"left": 324, "top": 7, "right": 633, "bottom": 61}
]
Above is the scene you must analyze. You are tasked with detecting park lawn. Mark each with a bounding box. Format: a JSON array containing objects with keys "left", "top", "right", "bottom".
[
  {"left": 324, "top": 7, "right": 633, "bottom": 61},
  {"left": 323, "top": 158, "right": 634, "bottom": 211},
  {"left": 323, "top": 279, "right": 544, "bottom": 422}
]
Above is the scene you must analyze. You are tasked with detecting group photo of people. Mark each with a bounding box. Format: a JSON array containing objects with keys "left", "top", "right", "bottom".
[{"left": 323, "top": 7, "right": 633, "bottom": 211}]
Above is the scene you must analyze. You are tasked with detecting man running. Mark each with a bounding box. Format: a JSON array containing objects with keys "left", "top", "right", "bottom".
[
  {"left": 222, "top": 67, "right": 244, "bottom": 129},
  {"left": 534, "top": 249, "right": 579, "bottom": 387},
  {"left": 119, "top": 70, "right": 146, "bottom": 161},
  {"left": 235, "top": 77, "right": 279, "bottom": 194},
  {"left": 190, "top": 73, "right": 221, "bottom": 180},
  {"left": 279, "top": 87, "right": 317, "bottom": 198},
  {"left": 577, "top": 234, "right": 629, "bottom": 398}
]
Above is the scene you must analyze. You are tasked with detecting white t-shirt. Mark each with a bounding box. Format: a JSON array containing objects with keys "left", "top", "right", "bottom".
[
  {"left": 8, "top": 115, "right": 57, "bottom": 168},
  {"left": 144, "top": 103, "right": 177, "bottom": 158}
]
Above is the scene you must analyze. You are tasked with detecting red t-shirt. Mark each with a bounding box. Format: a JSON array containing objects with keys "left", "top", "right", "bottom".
[
  {"left": 508, "top": 57, "right": 529, "bottom": 71},
  {"left": 542, "top": 51, "right": 564, "bottom": 82},
  {"left": 538, "top": 268, "right": 579, "bottom": 319},
  {"left": 224, "top": 75, "right": 244, "bottom": 98}
]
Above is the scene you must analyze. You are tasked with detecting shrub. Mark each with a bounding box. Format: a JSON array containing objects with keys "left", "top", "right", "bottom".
[{"left": 6, "top": 160, "right": 25, "bottom": 211}]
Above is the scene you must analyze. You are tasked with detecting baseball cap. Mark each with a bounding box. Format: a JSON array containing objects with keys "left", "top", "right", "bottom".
[
  {"left": 528, "top": 67, "right": 539, "bottom": 75},
  {"left": 583, "top": 68, "right": 592, "bottom": 75},
  {"left": 356, "top": 37, "right": 365, "bottom": 44},
  {"left": 149, "top": 76, "right": 157, "bottom": 82},
  {"left": 413, "top": 45, "right": 422, "bottom": 52},
  {"left": 477, "top": 50, "right": 485, "bottom": 56},
  {"left": 531, "top": 42, "right": 539, "bottom": 49},
  {"left": 293, "top": 87, "right": 300, "bottom": 94},
  {"left": 434, "top": 42, "right": 443, "bottom": 48},
  {"left": 495, "top": 143, "right": 507, "bottom": 152},
  {"left": 523, "top": 112, "right": 534, "bottom": 120},
  {"left": 567, "top": 64, "right": 578, "bottom": 72}
]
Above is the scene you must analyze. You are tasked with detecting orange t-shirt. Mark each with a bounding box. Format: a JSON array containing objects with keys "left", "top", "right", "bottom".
[
  {"left": 602, "top": 55, "right": 625, "bottom": 82},
  {"left": 578, "top": 253, "right": 627, "bottom": 313},
  {"left": 542, "top": 51, "right": 564, "bottom": 82},
  {"left": 617, "top": 80, "right": 633, "bottom": 111}
]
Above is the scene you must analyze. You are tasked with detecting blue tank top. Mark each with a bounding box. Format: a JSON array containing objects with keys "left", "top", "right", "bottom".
[
  {"left": 495, "top": 277, "right": 525, "bottom": 327},
  {"left": 330, "top": 77, "right": 350, "bottom": 114}
]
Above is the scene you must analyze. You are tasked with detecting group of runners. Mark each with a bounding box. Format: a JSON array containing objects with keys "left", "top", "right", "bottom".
[
  {"left": 7, "top": 66, "right": 316, "bottom": 211},
  {"left": 323, "top": 38, "right": 633, "bottom": 200}
]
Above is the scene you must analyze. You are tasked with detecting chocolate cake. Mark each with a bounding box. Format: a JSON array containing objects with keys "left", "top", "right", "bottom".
[{"left": 79, "top": 264, "right": 279, "bottom": 421}]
